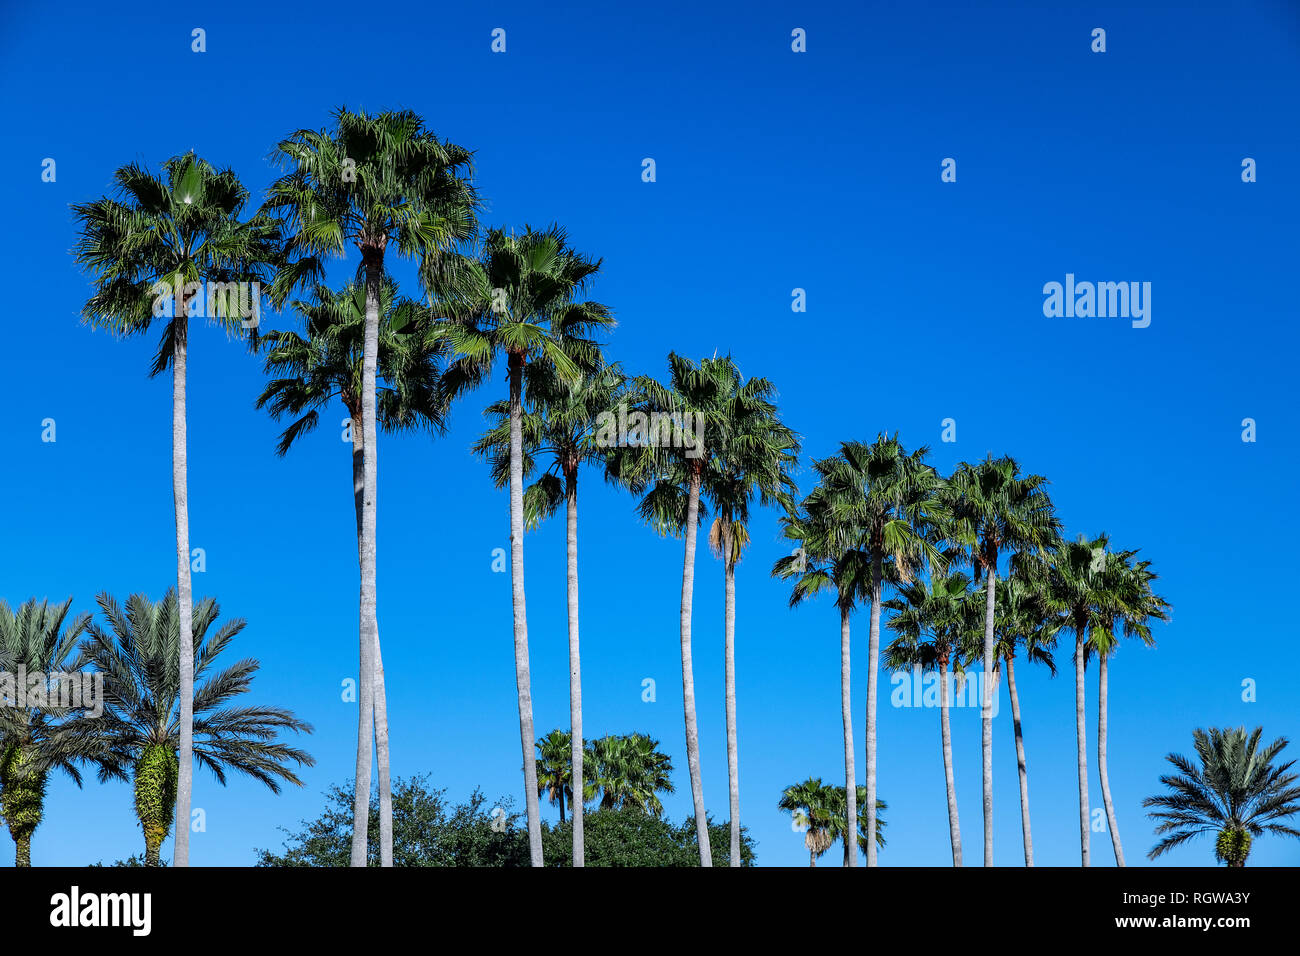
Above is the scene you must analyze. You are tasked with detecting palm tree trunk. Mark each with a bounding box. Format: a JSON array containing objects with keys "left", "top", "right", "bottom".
[
  {"left": 566, "top": 474, "right": 583, "bottom": 866},
  {"left": 939, "top": 654, "right": 962, "bottom": 866},
  {"left": 1006, "top": 653, "right": 1033, "bottom": 866},
  {"left": 866, "top": 551, "right": 882, "bottom": 867},
  {"left": 723, "top": 526, "right": 741, "bottom": 867},
  {"left": 171, "top": 305, "right": 194, "bottom": 868},
  {"left": 681, "top": 469, "right": 711, "bottom": 865},
  {"left": 350, "top": 250, "right": 381, "bottom": 867},
  {"left": 840, "top": 603, "right": 857, "bottom": 867},
  {"left": 1075, "top": 620, "right": 1090, "bottom": 867},
  {"left": 350, "top": 414, "right": 392, "bottom": 867},
  {"left": 1097, "top": 652, "right": 1124, "bottom": 866},
  {"left": 508, "top": 351, "right": 544, "bottom": 866},
  {"left": 15, "top": 833, "right": 30, "bottom": 868},
  {"left": 980, "top": 560, "right": 997, "bottom": 867}
]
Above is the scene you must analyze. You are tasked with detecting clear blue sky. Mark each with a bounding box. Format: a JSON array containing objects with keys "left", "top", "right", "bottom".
[{"left": 1, "top": 0, "right": 1297, "bottom": 866}]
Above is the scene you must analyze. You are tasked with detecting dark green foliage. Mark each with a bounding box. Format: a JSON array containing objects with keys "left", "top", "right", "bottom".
[{"left": 541, "top": 810, "right": 755, "bottom": 867}]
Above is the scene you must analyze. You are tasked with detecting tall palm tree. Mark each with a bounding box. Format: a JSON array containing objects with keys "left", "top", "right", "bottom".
[
  {"left": 1087, "top": 548, "right": 1170, "bottom": 866},
  {"left": 0, "top": 599, "right": 114, "bottom": 866},
  {"left": 943, "top": 455, "right": 1058, "bottom": 866},
  {"left": 799, "top": 436, "right": 946, "bottom": 866},
  {"left": 619, "top": 354, "right": 788, "bottom": 865},
  {"left": 774, "top": 500, "right": 873, "bottom": 868},
  {"left": 988, "top": 566, "right": 1059, "bottom": 867},
  {"left": 1032, "top": 532, "right": 1115, "bottom": 866},
  {"left": 585, "top": 733, "right": 675, "bottom": 815},
  {"left": 72, "top": 154, "right": 280, "bottom": 866},
  {"left": 883, "top": 572, "right": 974, "bottom": 866},
  {"left": 265, "top": 107, "right": 478, "bottom": 866},
  {"left": 1144, "top": 727, "right": 1300, "bottom": 866},
  {"left": 778, "top": 777, "right": 840, "bottom": 867},
  {"left": 76, "top": 590, "right": 315, "bottom": 866},
  {"left": 535, "top": 729, "right": 575, "bottom": 823},
  {"left": 474, "top": 363, "right": 626, "bottom": 865},
  {"left": 256, "top": 276, "right": 447, "bottom": 868},
  {"left": 704, "top": 375, "right": 798, "bottom": 867},
  {"left": 445, "top": 224, "right": 612, "bottom": 866}
]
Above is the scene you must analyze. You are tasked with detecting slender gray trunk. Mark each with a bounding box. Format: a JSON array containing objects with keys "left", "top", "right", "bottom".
[
  {"left": 508, "top": 352, "right": 544, "bottom": 866},
  {"left": 1097, "top": 652, "right": 1124, "bottom": 866},
  {"left": 351, "top": 251, "right": 381, "bottom": 867},
  {"left": 865, "top": 551, "right": 882, "bottom": 867},
  {"left": 980, "top": 561, "right": 997, "bottom": 867},
  {"left": 1075, "top": 621, "right": 1090, "bottom": 866},
  {"left": 723, "top": 525, "right": 740, "bottom": 867},
  {"left": 939, "top": 654, "right": 961, "bottom": 866},
  {"left": 566, "top": 473, "right": 584, "bottom": 866},
  {"left": 840, "top": 603, "right": 857, "bottom": 867},
  {"left": 351, "top": 416, "right": 392, "bottom": 866},
  {"left": 681, "top": 470, "right": 711, "bottom": 865},
  {"left": 1006, "top": 654, "right": 1033, "bottom": 866},
  {"left": 172, "top": 303, "right": 194, "bottom": 868}
]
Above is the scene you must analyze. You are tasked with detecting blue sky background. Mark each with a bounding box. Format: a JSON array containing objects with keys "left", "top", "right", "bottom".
[{"left": 1, "top": 0, "right": 1298, "bottom": 866}]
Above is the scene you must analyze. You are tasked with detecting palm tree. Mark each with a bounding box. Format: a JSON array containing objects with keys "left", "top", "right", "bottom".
[
  {"left": 1032, "top": 532, "right": 1116, "bottom": 866},
  {"left": 445, "top": 224, "right": 612, "bottom": 866},
  {"left": 76, "top": 591, "right": 315, "bottom": 865},
  {"left": 0, "top": 599, "right": 114, "bottom": 866},
  {"left": 943, "top": 455, "right": 1058, "bottom": 866},
  {"left": 778, "top": 777, "right": 839, "bottom": 867},
  {"left": 265, "top": 107, "right": 478, "bottom": 866},
  {"left": 883, "top": 572, "right": 974, "bottom": 865},
  {"left": 1087, "top": 548, "right": 1170, "bottom": 866},
  {"left": 1144, "top": 727, "right": 1300, "bottom": 866},
  {"left": 988, "top": 566, "right": 1059, "bottom": 867},
  {"left": 256, "top": 276, "right": 447, "bottom": 869},
  {"left": 584, "top": 733, "right": 675, "bottom": 815},
  {"left": 72, "top": 154, "right": 280, "bottom": 866},
  {"left": 619, "top": 354, "right": 793, "bottom": 865},
  {"left": 703, "top": 372, "right": 798, "bottom": 867},
  {"left": 535, "top": 729, "right": 575, "bottom": 823},
  {"left": 474, "top": 363, "right": 626, "bottom": 866},
  {"left": 798, "top": 436, "right": 946, "bottom": 867}
]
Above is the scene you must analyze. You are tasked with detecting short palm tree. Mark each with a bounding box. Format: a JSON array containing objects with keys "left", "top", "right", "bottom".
[
  {"left": 1144, "top": 727, "right": 1300, "bottom": 866},
  {"left": 535, "top": 729, "right": 576, "bottom": 823},
  {"left": 72, "top": 153, "right": 280, "bottom": 866},
  {"left": 943, "top": 455, "right": 1058, "bottom": 866},
  {"left": 1087, "top": 548, "right": 1170, "bottom": 866},
  {"left": 265, "top": 106, "right": 477, "bottom": 866},
  {"left": 474, "top": 362, "right": 626, "bottom": 866},
  {"left": 445, "top": 224, "right": 612, "bottom": 866},
  {"left": 584, "top": 733, "right": 675, "bottom": 815},
  {"left": 883, "top": 572, "right": 974, "bottom": 866},
  {"left": 76, "top": 590, "right": 315, "bottom": 865},
  {"left": 778, "top": 777, "right": 840, "bottom": 867},
  {"left": 801, "top": 436, "right": 946, "bottom": 867},
  {"left": 257, "top": 276, "right": 446, "bottom": 869},
  {"left": 0, "top": 598, "right": 113, "bottom": 866}
]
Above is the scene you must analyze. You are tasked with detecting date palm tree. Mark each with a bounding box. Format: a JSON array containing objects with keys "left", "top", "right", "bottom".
[
  {"left": 1087, "top": 548, "right": 1170, "bottom": 866},
  {"left": 474, "top": 362, "right": 626, "bottom": 865},
  {"left": 256, "top": 276, "right": 447, "bottom": 868},
  {"left": 617, "top": 354, "right": 786, "bottom": 865},
  {"left": 72, "top": 153, "right": 280, "bottom": 866},
  {"left": 76, "top": 590, "right": 315, "bottom": 866},
  {"left": 801, "top": 436, "right": 946, "bottom": 866},
  {"left": 444, "top": 224, "right": 612, "bottom": 866},
  {"left": 1144, "top": 727, "right": 1300, "bottom": 866},
  {"left": 264, "top": 107, "right": 478, "bottom": 866},
  {"left": 883, "top": 572, "right": 974, "bottom": 866},
  {"left": 942, "top": 455, "right": 1058, "bottom": 866},
  {"left": 0, "top": 598, "right": 113, "bottom": 866}
]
